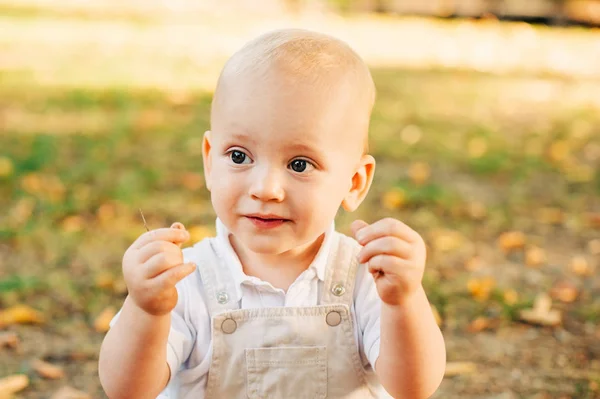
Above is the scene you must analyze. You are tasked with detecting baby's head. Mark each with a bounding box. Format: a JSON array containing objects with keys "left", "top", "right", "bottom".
[{"left": 202, "top": 29, "right": 376, "bottom": 254}]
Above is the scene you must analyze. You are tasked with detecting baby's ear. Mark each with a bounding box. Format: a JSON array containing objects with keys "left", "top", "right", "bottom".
[
  {"left": 342, "top": 154, "right": 375, "bottom": 212},
  {"left": 202, "top": 130, "right": 213, "bottom": 191}
]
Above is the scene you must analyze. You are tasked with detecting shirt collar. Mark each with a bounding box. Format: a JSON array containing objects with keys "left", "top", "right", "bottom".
[{"left": 214, "top": 218, "right": 335, "bottom": 295}]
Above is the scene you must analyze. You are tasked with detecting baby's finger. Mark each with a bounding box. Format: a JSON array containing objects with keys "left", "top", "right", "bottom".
[
  {"left": 143, "top": 249, "right": 184, "bottom": 278},
  {"left": 354, "top": 217, "right": 419, "bottom": 245},
  {"left": 351, "top": 220, "right": 369, "bottom": 239},
  {"left": 357, "top": 236, "right": 412, "bottom": 264},
  {"left": 133, "top": 227, "right": 189, "bottom": 250},
  {"left": 137, "top": 240, "right": 181, "bottom": 264},
  {"left": 366, "top": 254, "right": 397, "bottom": 275},
  {"left": 170, "top": 222, "right": 187, "bottom": 248},
  {"left": 153, "top": 262, "right": 197, "bottom": 289}
]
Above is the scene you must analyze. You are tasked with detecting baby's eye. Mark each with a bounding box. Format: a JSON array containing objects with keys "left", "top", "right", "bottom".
[
  {"left": 289, "top": 159, "right": 314, "bottom": 173},
  {"left": 229, "top": 150, "right": 251, "bottom": 165}
]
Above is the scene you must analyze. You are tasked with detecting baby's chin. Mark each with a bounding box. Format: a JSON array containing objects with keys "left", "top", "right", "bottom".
[{"left": 235, "top": 233, "right": 300, "bottom": 255}]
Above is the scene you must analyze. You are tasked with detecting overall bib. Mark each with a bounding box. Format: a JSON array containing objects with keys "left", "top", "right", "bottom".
[{"left": 194, "top": 233, "right": 381, "bottom": 398}]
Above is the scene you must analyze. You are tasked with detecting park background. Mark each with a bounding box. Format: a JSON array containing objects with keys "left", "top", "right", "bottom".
[{"left": 0, "top": 0, "right": 599, "bottom": 397}]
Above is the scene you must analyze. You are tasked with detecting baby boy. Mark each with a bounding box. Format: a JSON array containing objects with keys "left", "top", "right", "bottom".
[{"left": 99, "top": 28, "right": 446, "bottom": 398}]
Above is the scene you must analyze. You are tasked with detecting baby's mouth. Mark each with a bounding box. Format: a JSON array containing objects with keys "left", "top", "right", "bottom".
[{"left": 244, "top": 214, "right": 290, "bottom": 228}]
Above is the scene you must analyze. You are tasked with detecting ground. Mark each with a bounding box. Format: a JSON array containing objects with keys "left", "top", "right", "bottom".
[{"left": 1, "top": 2, "right": 599, "bottom": 398}]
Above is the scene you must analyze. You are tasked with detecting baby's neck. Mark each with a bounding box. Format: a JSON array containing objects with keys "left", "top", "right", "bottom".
[{"left": 229, "top": 234, "right": 325, "bottom": 292}]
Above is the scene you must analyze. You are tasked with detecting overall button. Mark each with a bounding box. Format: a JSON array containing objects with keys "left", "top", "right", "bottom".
[
  {"left": 221, "top": 318, "right": 237, "bottom": 334},
  {"left": 331, "top": 283, "right": 345, "bottom": 296},
  {"left": 326, "top": 311, "right": 342, "bottom": 327}
]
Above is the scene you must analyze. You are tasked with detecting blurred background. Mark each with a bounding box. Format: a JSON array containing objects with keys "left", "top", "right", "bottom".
[{"left": 1, "top": 0, "right": 599, "bottom": 398}]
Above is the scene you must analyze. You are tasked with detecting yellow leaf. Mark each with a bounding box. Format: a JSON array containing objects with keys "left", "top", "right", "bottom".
[
  {"left": 466, "top": 201, "right": 487, "bottom": 220},
  {"left": 96, "top": 203, "right": 116, "bottom": 225},
  {"left": 0, "top": 305, "right": 44, "bottom": 328},
  {"left": 381, "top": 189, "right": 405, "bottom": 210},
  {"left": 498, "top": 231, "right": 526, "bottom": 253},
  {"left": 94, "top": 272, "right": 115, "bottom": 290},
  {"left": 550, "top": 281, "right": 579, "bottom": 303},
  {"left": 464, "top": 256, "right": 482, "bottom": 272},
  {"left": 503, "top": 289, "right": 519, "bottom": 305},
  {"left": 61, "top": 215, "right": 85, "bottom": 233},
  {"left": 588, "top": 239, "right": 600, "bottom": 256},
  {"left": 93, "top": 307, "right": 116, "bottom": 333},
  {"left": 467, "top": 137, "right": 488, "bottom": 158},
  {"left": 0, "top": 157, "right": 14, "bottom": 178},
  {"left": 536, "top": 207, "right": 564, "bottom": 225},
  {"left": 570, "top": 255, "right": 593, "bottom": 276},
  {"left": 525, "top": 246, "right": 546, "bottom": 268},
  {"left": 0, "top": 375, "right": 29, "bottom": 396},
  {"left": 548, "top": 140, "right": 570, "bottom": 163},
  {"left": 187, "top": 225, "right": 214, "bottom": 244},
  {"left": 467, "top": 277, "right": 495, "bottom": 301},
  {"left": 432, "top": 229, "right": 464, "bottom": 252},
  {"left": 31, "top": 359, "right": 65, "bottom": 380},
  {"left": 408, "top": 162, "right": 430, "bottom": 185},
  {"left": 467, "top": 316, "right": 490, "bottom": 333}
]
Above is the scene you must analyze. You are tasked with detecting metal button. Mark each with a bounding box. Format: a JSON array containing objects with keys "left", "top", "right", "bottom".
[
  {"left": 326, "top": 311, "right": 342, "bottom": 327},
  {"left": 221, "top": 318, "right": 237, "bottom": 334},
  {"left": 331, "top": 283, "right": 345, "bottom": 297},
  {"left": 216, "top": 291, "right": 229, "bottom": 304}
]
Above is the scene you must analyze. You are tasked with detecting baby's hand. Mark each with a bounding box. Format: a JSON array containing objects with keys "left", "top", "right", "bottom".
[
  {"left": 122, "top": 222, "right": 196, "bottom": 316},
  {"left": 352, "top": 218, "right": 426, "bottom": 306}
]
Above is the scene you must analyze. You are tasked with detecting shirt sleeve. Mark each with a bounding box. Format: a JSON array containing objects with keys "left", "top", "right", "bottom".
[{"left": 353, "top": 260, "right": 382, "bottom": 371}]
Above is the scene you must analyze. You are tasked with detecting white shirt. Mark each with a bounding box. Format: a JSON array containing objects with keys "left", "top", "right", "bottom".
[{"left": 113, "top": 219, "right": 382, "bottom": 398}]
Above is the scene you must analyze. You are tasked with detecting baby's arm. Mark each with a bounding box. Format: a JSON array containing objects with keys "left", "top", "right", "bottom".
[
  {"left": 353, "top": 219, "right": 445, "bottom": 398},
  {"left": 99, "top": 224, "right": 196, "bottom": 399}
]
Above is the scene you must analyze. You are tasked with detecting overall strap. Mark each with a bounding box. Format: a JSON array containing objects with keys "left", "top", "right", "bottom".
[
  {"left": 320, "top": 233, "right": 362, "bottom": 306},
  {"left": 194, "top": 239, "right": 240, "bottom": 317}
]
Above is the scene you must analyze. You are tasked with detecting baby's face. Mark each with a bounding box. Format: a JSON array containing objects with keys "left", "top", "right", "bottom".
[{"left": 203, "top": 72, "right": 370, "bottom": 255}]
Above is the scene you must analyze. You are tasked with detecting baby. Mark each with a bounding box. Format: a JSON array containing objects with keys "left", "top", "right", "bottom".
[{"left": 99, "top": 29, "right": 446, "bottom": 398}]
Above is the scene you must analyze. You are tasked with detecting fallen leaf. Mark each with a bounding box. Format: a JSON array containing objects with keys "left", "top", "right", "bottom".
[
  {"left": 93, "top": 307, "right": 116, "bottom": 333},
  {"left": 0, "top": 332, "right": 19, "bottom": 350},
  {"left": 503, "top": 289, "right": 519, "bottom": 305},
  {"left": 464, "top": 256, "right": 482, "bottom": 272},
  {"left": 589, "top": 239, "right": 600, "bottom": 255},
  {"left": 547, "top": 140, "right": 570, "bottom": 163},
  {"left": 381, "top": 189, "right": 406, "bottom": 210},
  {"left": 549, "top": 281, "right": 579, "bottom": 303},
  {"left": 0, "top": 305, "right": 44, "bottom": 328},
  {"left": 0, "top": 375, "right": 29, "bottom": 397},
  {"left": 467, "top": 137, "right": 488, "bottom": 158},
  {"left": 498, "top": 231, "right": 526, "bottom": 253},
  {"left": 519, "top": 293, "right": 562, "bottom": 327},
  {"left": 408, "top": 161, "right": 431, "bottom": 185},
  {"left": 61, "top": 215, "right": 85, "bottom": 233},
  {"left": 432, "top": 229, "right": 464, "bottom": 252},
  {"left": 431, "top": 305, "right": 442, "bottom": 326},
  {"left": 96, "top": 203, "right": 116, "bottom": 225},
  {"left": 466, "top": 201, "right": 487, "bottom": 220},
  {"left": 0, "top": 156, "right": 14, "bottom": 178},
  {"left": 467, "top": 277, "right": 495, "bottom": 301},
  {"left": 570, "top": 255, "right": 593, "bottom": 276},
  {"left": 94, "top": 272, "right": 115, "bottom": 290},
  {"left": 587, "top": 212, "right": 600, "bottom": 229},
  {"left": 525, "top": 246, "right": 546, "bottom": 268},
  {"left": 31, "top": 359, "right": 65, "bottom": 380},
  {"left": 445, "top": 361, "right": 477, "bottom": 377},
  {"left": 536, "top": 207, "right": 564, "bottom": 225},
  {"left": 50, "top": 386, "right": 92, "bottom": 399},
  {"left": 467, "top": 316, "right": 490, "bottom": 332}
]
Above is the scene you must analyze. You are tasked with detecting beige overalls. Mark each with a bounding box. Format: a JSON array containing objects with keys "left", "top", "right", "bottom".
[{"left": 193, "top": 233, "right": 388, "bottom": 398}]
